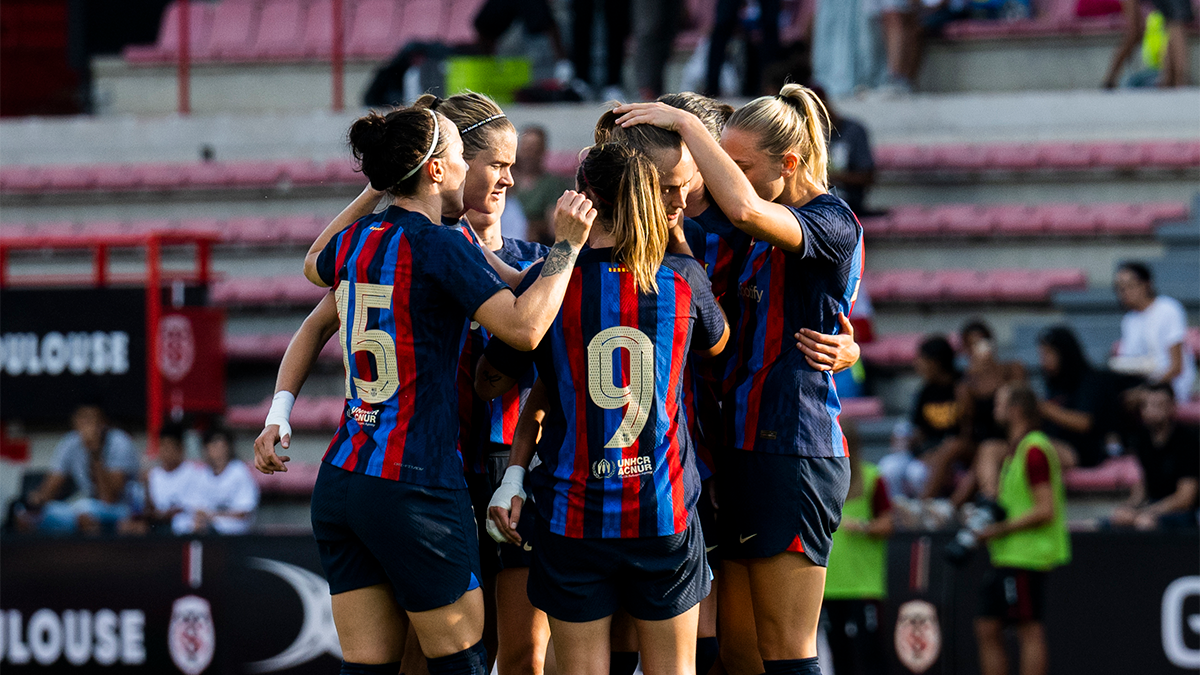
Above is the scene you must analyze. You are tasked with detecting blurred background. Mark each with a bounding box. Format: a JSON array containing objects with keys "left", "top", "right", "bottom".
[{"left": 0, "top": 0, "right": 1197, "bottom": 672}]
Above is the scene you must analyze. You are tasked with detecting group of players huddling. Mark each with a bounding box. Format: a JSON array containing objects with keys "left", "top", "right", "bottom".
[{"left": 253, "top": 84, "right": 865, "bottom": 675}]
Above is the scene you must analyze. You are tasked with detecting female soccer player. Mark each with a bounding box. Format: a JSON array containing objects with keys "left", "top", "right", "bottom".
[
  {"left": 615, "top": 85, "right": 865, "bottom": 675},
  {"left": 278, "top": 103, "right": 595, "bottom": 675},
  {"left": 476, "top": 142, "right": 729, "bottom": 675}
]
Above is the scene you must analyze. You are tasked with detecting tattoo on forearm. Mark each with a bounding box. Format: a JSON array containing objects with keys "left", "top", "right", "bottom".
[{"left": 540, "top": 241, "right": 577, "bottom": 277}]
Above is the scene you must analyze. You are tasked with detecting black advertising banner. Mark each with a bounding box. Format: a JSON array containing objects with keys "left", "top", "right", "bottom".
[
  {"left": 0, "top": 531, "right": 1196, "bottom": 673},
  {"left": 0, "top": 288, "right": 147, "bottom": 422}
]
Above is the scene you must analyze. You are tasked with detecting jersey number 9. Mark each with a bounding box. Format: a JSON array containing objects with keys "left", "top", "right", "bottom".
[
  {"left": 336, "top": 282, "right": 400, "bottom": 404},
  {"left": 587, "top": 327, "right": 655, "bottom": 449}
]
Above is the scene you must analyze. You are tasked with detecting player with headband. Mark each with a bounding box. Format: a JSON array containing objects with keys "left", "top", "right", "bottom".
[{"left": 257, "top": 101, "right": 595, "bottom": 675}]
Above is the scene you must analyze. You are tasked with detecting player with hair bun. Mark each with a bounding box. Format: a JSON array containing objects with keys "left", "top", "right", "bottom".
[
  {"left": 477, "top": 142, "right": 729, "bottom": 675},
  {"left": 257, "top": 101, "right": 595, "bottom": 675},
  {"left": 616, "top": 84, "right": 865, "bottom": 675}
]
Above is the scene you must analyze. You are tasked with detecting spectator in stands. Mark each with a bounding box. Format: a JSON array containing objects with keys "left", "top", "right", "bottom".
[
  {"left": 18, "top": 402, "right": 140, "bottom": 536},
  {"left": 190, "top": 428, "right": 259, "bottom": 535},
  {"left": 511, "top": 125, "right": 573, "bottom": 245},
  {"left": 812, "top": 85, "right": 876, "bottom": 215},
  {"left": 876, "top": 0, "right": 920, "bottom": 93},
  {"left": 570, "top": 0, "right": 631, "bottom": 100},
  {"left": 706, "top": 0, "right": 783, "bottom": 97},
  {"left": 1110, "top": 383, "right": 1199, "bottom": 529},
  {"left": 1037, "top": 327, "right": 1104, "bottom": 468},
  {"left": 1103, "top": 0, "right": 1148, "bottom": 88},
  {"left": 924, "top": 321, "right": 1026, "bottom": 501},
  {"left": 812, "top": 0, "right": 880, "bottom": 97},
  {"left": 473, "top": 0, "right": 573, "bottom": 81},
  {"left": 880, "top": 336, "right": 960, "bottom": 499},
  {"left": 823, "top": 420, "right": 893, "bottom": 675},
  {"left": 974, "top": 384, "right": 1071, "bottom": 675},
  {"left": 132, "top": 422, "right": 204, "bottom": 535},
  {"left": 631, "top": 0, "right": 680, "bottom": 98},
  {"left": 1112, "top": 261, "right": 1196, "bottom": 402}
]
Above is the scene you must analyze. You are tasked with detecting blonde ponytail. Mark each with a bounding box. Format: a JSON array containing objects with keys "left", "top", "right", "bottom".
[
  {"left": 613, "top": 152, "right": 668, "bottom": 293},
  {"left": 727, "top": 83, "right": 831, "bottom": 189},
  {"left": 577, "top": 144, "right": 669, "bottom": 294}
]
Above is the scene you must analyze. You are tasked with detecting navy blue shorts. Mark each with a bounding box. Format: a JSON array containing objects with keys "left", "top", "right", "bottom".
[
  {"left": 716, "top": 450, "right": 850, "bottom": 567},
  {"left": 466, "top": 448, "right": 535, "bottom": 573},
  {"left": 979, "top": 567, "right": 1047, "bottom": 623},
  {"left": 528, "top": 508, "right": 710, "bottom": 623},
  {"left": 311, "top": 462, "right": 482, "bottom": 612},
  {"left": 698, "top": 479, "right": 720, "bottom": 564}
]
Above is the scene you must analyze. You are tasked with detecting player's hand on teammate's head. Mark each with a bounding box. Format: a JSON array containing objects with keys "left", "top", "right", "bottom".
[
  {"left": 794, "top": 312, "right": 860, "bottom": 373},
  {"left": 612, "top": 102, "right": 694, "bottom": 133},
  {"left": 253, "top": 425, "right": 291, "bottom": 475},
  {"left": 552, "top": 190, "right": 597, "bottom": 249}
]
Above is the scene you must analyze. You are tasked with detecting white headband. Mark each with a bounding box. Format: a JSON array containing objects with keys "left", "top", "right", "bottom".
[
  {"left": 399, "top": 108, "right": 440, "bottom": 182},
  {"left": 461, "top": 113, "right": 506, "bottom": 135}
]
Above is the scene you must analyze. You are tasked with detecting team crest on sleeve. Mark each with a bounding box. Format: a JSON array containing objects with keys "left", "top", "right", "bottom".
[{"left": 168, "top": 595, "right": 215, "bottom": 675}]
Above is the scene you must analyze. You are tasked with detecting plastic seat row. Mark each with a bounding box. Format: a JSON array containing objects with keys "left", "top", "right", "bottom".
[
  {"left": 0, "top": 215, "right": 329, "bottom": 245},
  {"left": 225, "top": 332, "right": 341, "bottom": 361},
  {"left": 860, "top": 201, "right": 1189, "bottom": 238},
  {"left": 0, "top": 158, "right": 362, "bottom": 195},
  {"left": 864, "top": 268, "right": 1088, "bottom": 304},
  {"left": 125, "top": 0, "right": 486, "bottom": 65},
  {"left": 227, "top": 394, "right": 345, "bottom": 430},
  {"left": 875, "top": 139, "right": 1200, "bottom": 173},
  {"left": 209, "top": 275, "right": 330, "bottom": 307}
]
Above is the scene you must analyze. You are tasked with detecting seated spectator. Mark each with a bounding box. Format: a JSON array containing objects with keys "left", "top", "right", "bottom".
[
  {"left": 1037, "top": 327, "right": 1104, "bottom": 468},
  {"left": 876, "top": 0, "right": 920, "bottom": 93},
  {"left": 511, "top": 125, "right": 573, "bottom": 245},
  {"left": 812, "top": 85, "right": 876, "bottom": 216},
  {"left": 1110, "top": 383, "right": 1199, "bottom": 529},
  {"left": 190, "top": 428, "right": 259, "bottom": 535},
  {"left": 18, "top": 403, "right": 140, "bottom": 535},
  {"left": 1111, "top": 261, "right": 1195, "bottom": 402},
  {"left": 925, "top": 320, "right": 1026, "bottom": 501},
  {"left": 144, "top": 423, "right": 204, "bottom": 535},
  {"left": 880, "top": 335, "right": 960, "bottom": 498}
]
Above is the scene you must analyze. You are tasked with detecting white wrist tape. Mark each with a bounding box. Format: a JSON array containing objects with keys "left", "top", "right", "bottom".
[
  {"left": 486, "top": 466, "right": 527, "bottom": 543},
  {"left": 265, "top": 391, "right": 296, "bottom": 438}
]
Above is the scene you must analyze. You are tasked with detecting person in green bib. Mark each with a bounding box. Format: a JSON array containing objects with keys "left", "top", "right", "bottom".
[
  {"left": 822, "top": 421, "right": 894, "bottom": 675},
  {"left": 974, "top": 384, "right": 1071, "bottom": 675}
]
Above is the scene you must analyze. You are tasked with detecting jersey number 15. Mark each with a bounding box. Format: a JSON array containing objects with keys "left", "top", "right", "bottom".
[{"left": 336, "top": 282, "right": 400, "bottom": 404}]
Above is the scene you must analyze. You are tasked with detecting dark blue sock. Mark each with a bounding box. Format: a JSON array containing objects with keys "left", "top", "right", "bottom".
[
  {"left": 339, "top": 661, "right": 402, "bottom": 674},
  {"left": 696, "top": 637, "right": 720, "bottom": 675},
  {"left": 610, "top": 650, "right": 639, "bottom": 675},
  {"left": 762, "top": 657, "right": 821, "bottom": 675},
  {"left": 426, "top": 642, "right": 488, "bottom": 675}
]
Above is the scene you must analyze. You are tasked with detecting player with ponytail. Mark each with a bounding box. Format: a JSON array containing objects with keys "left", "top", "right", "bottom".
[
  {"left": 616, "top": 84, "right": 865, "bottom": 675},
  {"left": 477, "top": 142, "right": 729, "bottom": 675}
]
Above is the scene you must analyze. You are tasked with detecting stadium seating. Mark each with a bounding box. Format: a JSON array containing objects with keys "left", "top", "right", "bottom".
[
  {"left": 225, "top": 332, "right": 341, "bottom": 361},
  {"left": 874, "top": 139, "right": 1200, "bottom": 175},
  {"left": 864, "top": 268, "right": 1087, "bottom": 304},
  {"left": 210, "top": 276, "right": 329, "bottom": 307},
  {"left": 860, "top": 201, "right": 1188, "bottom": 238}
]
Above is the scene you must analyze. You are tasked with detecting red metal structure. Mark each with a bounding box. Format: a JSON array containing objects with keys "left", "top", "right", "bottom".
[
  {"left": 0, "top": 232, "right": 219, "bottom": 454},
  {"left": 178, "top": 0, "right": 190, "bottom": 115}
]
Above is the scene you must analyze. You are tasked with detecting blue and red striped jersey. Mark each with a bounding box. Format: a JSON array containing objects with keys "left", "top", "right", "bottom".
[
  {"left": 457, "top": 236, "right": 548, "bottom": 474},
  {"left": 314, "top": 206, "right": 509, "bottom": 488},
  {"left": 682, "top": 205, "right": 753, "bottom": 478},
  {"left": 725, "top": 193, "right": 864, "bottom": 457},
  {"left": 486, "top": 248, "right": 726, "bottom": 538}
]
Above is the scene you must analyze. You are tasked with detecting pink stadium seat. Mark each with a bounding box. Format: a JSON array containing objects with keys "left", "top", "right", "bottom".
[
  {"left": 326, "top": 158, "right": 363, "bottom": 184},
  {"left": 889, "top": 206, "right": 938, "bottom": 236},
  {"left": 838, "top": 397, "right": 883, "bottom": 420},
  {"left": 223, "top": 217, "right": 275, "bottom": 244},
  {"left": 78, "top": 220, "right": 128, "bottom": 237},
  {"left": 284, "top": 159, "right": 334, "bottom": 186},
  {"left": 278, "top": 276, "right": 330, "bottom": 305},
  {"left": 986, "top": 144, "right": 1041, "bottom": 171},
  {"left": 893, "top": 269, "right": 944, "bottom": 302},
  {"left": 1040, "top": 268, "right": 1087, "bottom": 290},
  {"left": 1143, "top": 201, "right": 1189, "bottom": 223},
  {"left": 931, "top": 144, "right": 987, "bottom": 171},
  {"left": 26, "top": 221, "right": 77, "bottom": 238},
  {"left": 935, "top": 204, "right": 992, "bottom": 236},
  {"left": 226, "top": 160, "right": 287, "bottom": 187},
  {"left": 279, "top": 214, "right": 326, "bottom": 244},
  {"left": 209, "top": 279, "right": 241, "bottom": 305},
  {"left": 1041, "top": 203, "right": 1097, "bottom": 235},
  {"left": 252, "top": 461, "right": 322, "bottom": 496},
  {"left": 1090, "top": 141, "right": 1145, "bottom": 171},
  {"left": 398, "top": 0, "right": 447, "bottom": 43},
  {"left": 0, "top": 167, "right": 46, "bottom": 193},
  {"left": 347, "top": 0, "right": 404, "bottom": 57},
  {"left": 251, "top": 0, "right": 309, "bottom": 60},
  {"left": 225, "top": 397, "right": 271, "bottom": 429},
  {"left": 1143, "top": 140, "right": 1200, "bottom": 169},
  {"left": 136, "top": 162, "right": 188, "bottom": 190},
  {"left": 858, "top": 215, "right": 891, "bottom": 238},
  {"left": 176, "top": 217, "right": 225, "bottom": 236},
  {"left": 445, "top": 0, "right": 486, "bottom": 44},
  {"left": 199, "top": 0, "right": 260, "bottom": 61},
  {"left": 126, "top": 219, "right": 175, "bottom": 234},
  {"left": 43, "top": 165, "right": 96, "bottom": 192},
  {"left": 989, "top": 269, "right": 1049, "bottom": 302},
  {"left": 92, "top": 164, "right": 142, "bottom": 191},
  {"left": 874, "top": 144, "right": 932, "bottom": 171},
  {"left": 860, "top": 332, "right": 924, "bottom": 367},
  {"left": 183, "top": 161, "right": 233, "bottom": 189},
  {"left": 939, "top": 269, "right": 992, "bottom": 302},
  {"left": 301, "top": 0, "right": 352, "bottom": 58},
  {"left": 1038, "top": 143, "right": 1094, "bottom": 169},
  {"left": 993, "top": 204, "right": 1045, "bottom": 236},
  {"left": 1064, "top": 455, "right": 1141, "bottom": 492},
  {"left": 125, "top": 1, "right": 215, "bottom": 64},
  {"left": 1095, "top": 203, "right": 1149, "bottom": 236}
]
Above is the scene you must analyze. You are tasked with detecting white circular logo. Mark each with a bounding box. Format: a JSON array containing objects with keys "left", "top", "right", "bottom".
[
  {"left": 159, "top": 315, "right": 195, "bottom": 383},
  {"left": 592, "top": 458, "right": 617, "bottom": 479},
  {"left": 894, "top": 599, "right": 941, "bottom": 674},
  {"left": 168, "top": 595, "right": 215, "bottom": 675}
]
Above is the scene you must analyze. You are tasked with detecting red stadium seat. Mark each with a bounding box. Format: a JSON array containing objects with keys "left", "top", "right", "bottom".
[
  {"left": 124, "top": 1, "right": 215, "bottom": 64},
  {"left": 891, "top": 269, "right": 943, "bottom": 302},
  {"left": 399, "top": 0, "right": 447, "bottom": 43},
  {"left": 251, "top": 0, "right": 309, "bottom": 60},
  {"left": 1095, "top": 203, "right": 1150, "bottom": 236},
  {"left": 1041, "top": 203, "right": 1097, "bottom": 235},
  {"left": 198, "top": 0, "right": 259, "bottom": 61},
  {"left": 1038, "top": 143, "right": 1094, "bottom": 170},
  {"left": 1090, "top": 141, "right": 1145, "bottom": 171},
  {"left": 0, "top": 167, "right": 46, "bottom": 193},
  {"left": 993, "top": 204, "right": 1045, "bottom": 236},
  {"left": 989, "top": 269, "right": 1048, "bottom": 302},
  {"left": 301, "top": 0, "right": 353, "bottom": 58},
  {"left": 1143, "top": 140, "right": 1200, "bottom": 169},
  {"left": 1040, "top": 268, "right": 1087, "bottom": 290},
  {"left": 346, "top": 0, "right": 403, "bottom": 58},
  {"left": 986, "top": 143, "right": 1041, "bottom": 171},
  {"left": 936, "top": 204, "right": 992, "bottom": 236},
  {"left": 182, "top": 161, "right": 233, "bottom": 189},
  {"left": 939, "top": 269, "right": 991, "bottom": 302},
  {"left": 137, "top": 162, "right": 190, "bottom": 190},
  {"left": 91, "top": 164, "right": 142, "bottom": 191},
  {"left": 43, "top": 165, "right": 96, "bottom": 192}
]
